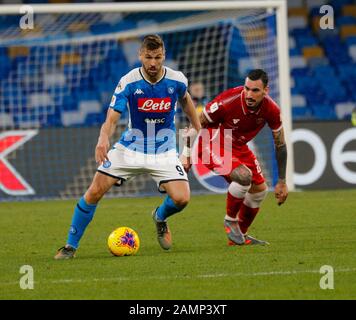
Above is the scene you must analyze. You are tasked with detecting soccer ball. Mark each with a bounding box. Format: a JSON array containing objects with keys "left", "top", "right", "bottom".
[{"left": 107, "top": 227, "right": 140, "bottom": 256}]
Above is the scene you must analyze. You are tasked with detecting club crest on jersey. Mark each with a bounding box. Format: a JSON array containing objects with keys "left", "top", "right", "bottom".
[
  {"left": 138, "top": 98, "right": 172, "bottom": 113},
  {"left": 256, "top": 118, "right": 265, "bottom": 124},
  {"left": 168, "top": 87, "right": 174, "bottom": 94},
  {"left": 233, "top": 119, "right": 240, "bottom": 124}
]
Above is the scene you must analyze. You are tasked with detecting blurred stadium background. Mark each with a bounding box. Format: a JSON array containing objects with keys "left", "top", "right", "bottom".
[{"left": 0, "top": 0, "right": 355, "bottom": 201}]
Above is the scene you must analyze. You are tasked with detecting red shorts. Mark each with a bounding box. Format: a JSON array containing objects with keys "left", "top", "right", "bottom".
[{"left": 196, "top": 143, "right": 265, "bottom": 185}]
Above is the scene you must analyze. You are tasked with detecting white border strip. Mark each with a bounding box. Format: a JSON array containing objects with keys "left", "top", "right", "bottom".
[{"left": 0, "top": 1, "right": 284, "bottom": 14}]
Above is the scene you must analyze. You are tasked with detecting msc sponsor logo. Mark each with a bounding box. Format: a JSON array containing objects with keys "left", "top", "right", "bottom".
[
  {"left": 138, "top": 98, "right": 172, "bottom": 112},
  {"left": 144, "top": 118, "right": 166, "bottom": 124}
]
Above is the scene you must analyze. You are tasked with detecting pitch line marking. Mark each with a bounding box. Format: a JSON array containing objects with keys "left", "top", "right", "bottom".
[{"left": 1, "top": 267, "right": 356, "bottom": 286}]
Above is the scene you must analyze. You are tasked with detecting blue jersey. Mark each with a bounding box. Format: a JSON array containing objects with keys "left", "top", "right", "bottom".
[{"left": 109, "top": 67, "right": 188, "bottom": 154}]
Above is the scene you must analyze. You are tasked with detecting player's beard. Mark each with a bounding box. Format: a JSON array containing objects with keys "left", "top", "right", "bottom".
[
  {"left": 143, "top": 65, "right": 163, "bottom": 82},
  {"left": 246, "top": 98, "right": 257, "bottom": 108}
]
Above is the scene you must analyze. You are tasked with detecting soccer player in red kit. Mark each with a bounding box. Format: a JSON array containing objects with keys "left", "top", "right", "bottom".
[{"left": 195, "top": 69, "right": 288, "bottom": 245}]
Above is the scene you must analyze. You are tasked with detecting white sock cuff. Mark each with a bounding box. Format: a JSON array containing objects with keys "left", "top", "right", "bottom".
[
  {"left": 243, "top": 189, "right": 268, "bottom": 208},
  {"left": 224, "top": 214, "right": 239, "bottom": 222},
  {"left": 228, "top": 182, "right": 250, "bottom": 199}
]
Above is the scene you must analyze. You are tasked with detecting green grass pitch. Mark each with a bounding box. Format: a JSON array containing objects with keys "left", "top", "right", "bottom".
[{"left": 0, "top": 190, "right": 355, "bottom": 300}]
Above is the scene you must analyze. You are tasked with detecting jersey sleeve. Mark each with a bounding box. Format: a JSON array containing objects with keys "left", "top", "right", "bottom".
[
  {"left": 176, "top": 72, "right": 188, "bottom": 99},
  {"left": 109, "top": 77, "right": 130, "bottom": 113},
  {"left": 203, "top": 93, "right": 228, "bottom": 124},
  {"left": 266, "top": 99, "right": 283, "bottom": 131}
]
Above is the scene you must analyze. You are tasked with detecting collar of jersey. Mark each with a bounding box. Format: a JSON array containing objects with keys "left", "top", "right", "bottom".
[{"left": 139, "top": 67, "right": 167, "bottom": 85}]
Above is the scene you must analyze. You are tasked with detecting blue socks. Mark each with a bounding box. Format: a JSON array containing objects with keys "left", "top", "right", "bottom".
[
  {"left": 67, "top": 196, "right": 184, "bottom": 249},
  {"left": 67, "top": 197, "right": 97, "bottom": 249},
  {"left": 155, "top": 196, "right": 185, "bottom": 221}
]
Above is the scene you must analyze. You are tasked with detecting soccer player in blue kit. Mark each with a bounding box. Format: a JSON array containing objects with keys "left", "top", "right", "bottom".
[{"left": 55, "top": 34, "right": 201, "bottom": 259}]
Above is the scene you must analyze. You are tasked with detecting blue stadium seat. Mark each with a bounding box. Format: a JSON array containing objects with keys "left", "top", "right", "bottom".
[
  {"left": 312, "top": 65, "right": 336, "bottom": 80},
  {"left": 89, "top": 22, "right": 113, "bottom": 35},
  {"left": 311, "top": 104, "right": 336, "bottom": 120},
  {"left": 290, "top": 27, "right": 313, "bottom": 37},
  {"left": 292, "top": 106, "right": 313, "bottom": 120},
  {"left": 294, "top": 75, "right": 320, "bottom": 94},
  {"left": 112, "top": 19, "right": 137, "bottom": 32},
  {"left": 0, "top": 56, "right": 11, "bottom": 80},
  {"left": 305, "top": 91, "right": 327, "bottom": 105},
  {"left": 346, "top": 36, "right": 356, "bottom": 46},
  {"left": 309, "top": 7, "right": 321, "bottom": 18},
  {"left": 296, "top": 35, "right": 319, "bottom": 48},
  {"left": 307, "top": 56, "right": 329, "bottom": 68},
  {"left": 291, "top": 67, "right": 310, "bottom": 77},
  {"left": 336, "top": 16, "right": 356, "bottom": 27},
  {"left": 85, "top": 113, "right": 105, "bottom": 126},
  {"left": 1, "top": 6, "right": 354, "bottom": 126},
  {"left": 289, "top": 46, "right": 301, "bottom": 56}
]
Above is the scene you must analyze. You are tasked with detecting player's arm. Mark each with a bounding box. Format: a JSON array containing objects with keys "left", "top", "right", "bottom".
[
  {"left": 179, "top": 92, "right": 201, "bottom": 172},
  {"left": 272, "top": 127, "right": 288, "bottom": 206},
  {"left": 199, "top": 111, "right": 210, "bottom": 128},
  {"left": 95, "top": 108, "right": 121, "bottom": 165},
  {"left": 179, "top": 91, "right": 202, "bottom": 136}
]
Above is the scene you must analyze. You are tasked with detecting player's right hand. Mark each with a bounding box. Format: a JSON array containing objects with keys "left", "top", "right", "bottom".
[
  {"left": 95, "top": 138, "right": 110, "bottom": 165},
  {"left": 180, "top": 154, "right": 192, "bottom": 173}
]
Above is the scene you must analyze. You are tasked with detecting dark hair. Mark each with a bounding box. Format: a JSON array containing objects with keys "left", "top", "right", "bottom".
[
  {"left": 247, "top": 69, "right": 268, "bottom": 87},
  {"left": 141, "top": 34, "right": 165, "bottom": 51}
]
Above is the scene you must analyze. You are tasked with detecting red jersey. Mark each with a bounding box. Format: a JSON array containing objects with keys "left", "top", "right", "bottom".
[{"left": 202, "top": 86, "right": 282, "bottom": 152}]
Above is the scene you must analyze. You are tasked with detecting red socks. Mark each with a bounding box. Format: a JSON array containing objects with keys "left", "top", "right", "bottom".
[
  {"left": 226, "top": 186, "right": 267, "bottom": 234},
  {"left": 238, "top": 203, "right": 259, "bottom": 234},
  {"left": 226, "top": 191, "right": 244, "bottom": 220}
]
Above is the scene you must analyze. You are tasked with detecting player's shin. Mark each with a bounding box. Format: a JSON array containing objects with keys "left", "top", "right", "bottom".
[
  {"left": 67, "top": 196, "right": 97, "bottom": 249},
  {"left": 225, "top": 182, "right": 250, "bottom": 221},
  {"left": 155, "top": 195, "right": 186, "bottom": 221},
  {"left": 238, "top": 190, "right": 268, "bottom": 234}
]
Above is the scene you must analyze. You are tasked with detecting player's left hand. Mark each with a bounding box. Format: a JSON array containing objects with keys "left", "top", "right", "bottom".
[
  {"left": 274, "top": 181, "right": 288, "bottom": 206},
  {"left": 180, "top": 154, "right": 192, "bottom": 173}
]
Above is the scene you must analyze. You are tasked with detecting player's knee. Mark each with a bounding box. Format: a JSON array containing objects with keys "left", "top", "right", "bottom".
[
  {"left": 171, "top": 194, "right": 190, "bottom": 208},
  {"left": 230, "top": 165, "right": 252, "bottom": 186},
  {"left": 86, "top": 184, "right": 105, "bottom": 203},
  {"left": 228, "top": 182, "right": 250, "bottom": 199}
]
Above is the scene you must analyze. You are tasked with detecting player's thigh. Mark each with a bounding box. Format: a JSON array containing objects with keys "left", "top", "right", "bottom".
[
  {"left": 234, "top": 151, "right": 265, "bottom": 186},
  {"left": 85, "top": 171, "right": 118, "bottom": 203},
  {"left": 96, "top": 143, "right": 141, "bottom": 186},
  {"left": 88, "top": 144, "right": 139, "bottom": 203},
  {"left": 150, "top": 153, "right": 189, "bottom": 205},
  {"left": 249, "top": 182, "right": 268, "bottom": 194},
  {"left": 229, "top": 163, "right": 252, "bottom": 185},
  {"left": 161, "top": 180, "right": 190, "bottom": 207}
]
